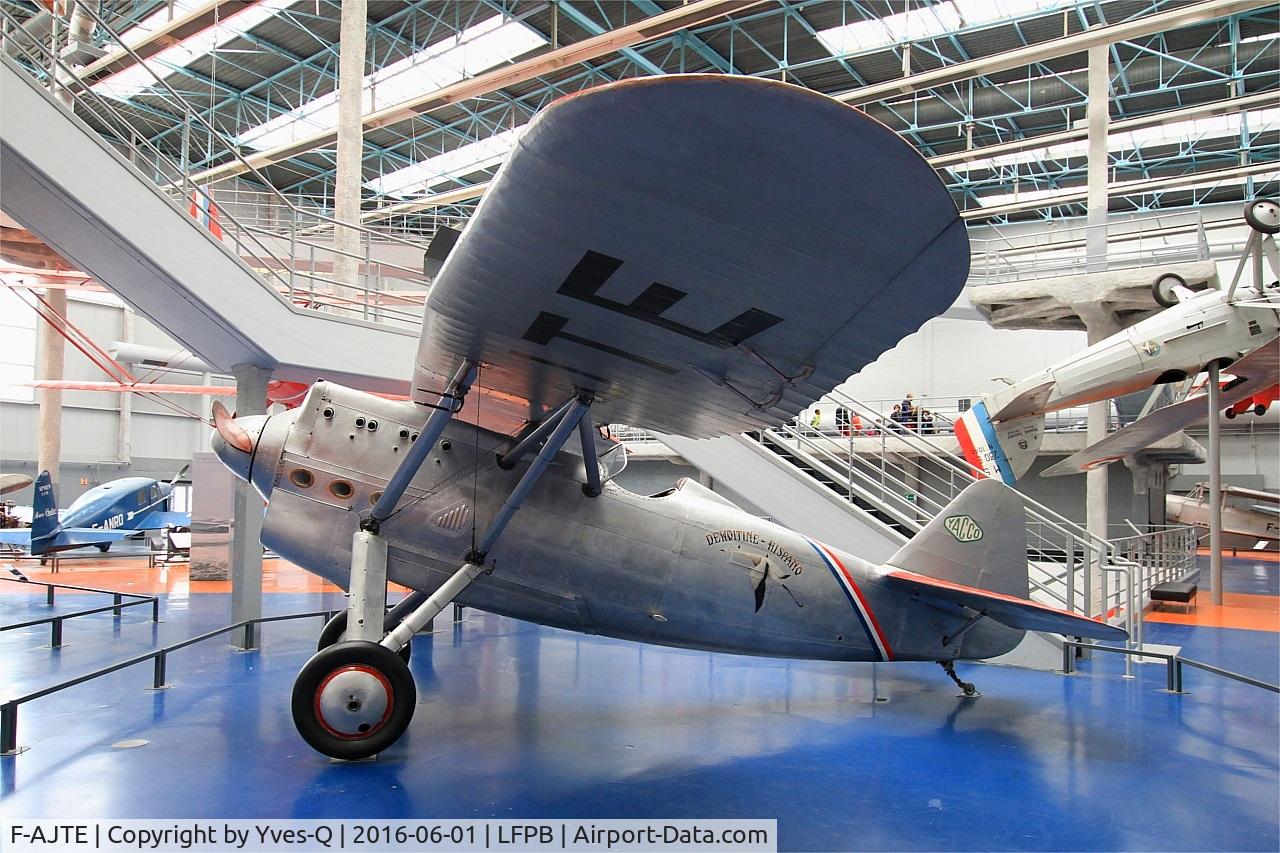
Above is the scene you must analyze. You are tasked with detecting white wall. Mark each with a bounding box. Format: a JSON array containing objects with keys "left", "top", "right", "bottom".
[
  {"left": 0, "top": 289, "right": 230, "bottom": 503},
  {"left": 829, "top": 316, "right": 1084, "bottom": 409}
]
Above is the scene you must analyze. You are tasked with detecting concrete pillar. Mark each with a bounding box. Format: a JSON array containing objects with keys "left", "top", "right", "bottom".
[
  {"left": 1082, "top": 39, "right": 1112, "bottom": 615},
  {"left": 1085, "top": 40, "right": 1109, "bottom": 273},
  {"left": 35, "top": 288, "right": 66, "bottom": 500},
  {"left": 331, "top": 0, "right": 367, "bottom": 294},
  {"left": 1074, "top": 305, "right": 1120, "bottom": 615},
  {"left": 117, "top": 306, "right": 133, "bottom": 465},
  {"left": 230, "top": 363, "right": 269, "bottom": 649},
  {"left": 1207, "top": 363, "right": 1223, "bottom": 604}
]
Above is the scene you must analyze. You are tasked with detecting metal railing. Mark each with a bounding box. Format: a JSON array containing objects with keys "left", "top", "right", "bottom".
[
  {"left": 968, "top": 210, "right": 1216, "bottom": 285},
  {"left": 1061, "top": 640, "right": 1280, "bottom": 694},
  {"left": 1, "top": 572, "right": 159, "bottom": 647},
  {"left": 0, "top": 608, "right": 336, "bottom": 755},
  {"left": 1, "top": 6, "right": 433, "bottom": 330},
  {"left": 1110, "top": 525, "right": 1200, "bottom": 591},
  {"left": 802, "top": 394, "right": 1126, "bottom": 434}
]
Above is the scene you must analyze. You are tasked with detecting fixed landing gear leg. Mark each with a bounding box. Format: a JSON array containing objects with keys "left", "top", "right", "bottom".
[
  {"left": 291, "top": 362, "right": 477, "bottom": 761},
  {"left": 939, "top": 660, "right": 980, "bottom": 697}
]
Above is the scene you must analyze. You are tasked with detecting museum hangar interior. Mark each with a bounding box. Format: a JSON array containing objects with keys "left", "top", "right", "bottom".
[{"left": 0, "top": 1, "right": 1277, "bottom": 850}]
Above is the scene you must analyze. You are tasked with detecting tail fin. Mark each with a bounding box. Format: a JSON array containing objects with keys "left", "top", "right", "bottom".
[
  {"left": 887, "top": 479, "right": 1027, "bottom": 598},
  {"left": 885, "top": 481, "right": 1126, "bottom": 643},
  {"left": 954, "top": 402, "right": 1044, "bottom": 485},
  {"left": 29, "top": 470, "right": 59, "bottom": 552}
]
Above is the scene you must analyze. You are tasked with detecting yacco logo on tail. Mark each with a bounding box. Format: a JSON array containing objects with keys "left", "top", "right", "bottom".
[
  {"left": 802, "top": 536, "right": 894, "bottom": 662},
  {"left": 943, "top": 515, "right": 983, "bottom": 542}
]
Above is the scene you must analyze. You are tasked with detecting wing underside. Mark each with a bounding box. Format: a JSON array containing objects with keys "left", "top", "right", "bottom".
[{"left": 416, "top": 74, "right": 969, "bottom": 438}]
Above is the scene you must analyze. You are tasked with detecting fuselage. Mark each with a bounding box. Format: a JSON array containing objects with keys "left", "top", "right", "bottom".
[
  {"left": 1166, "top": 494, "right": 1279, "bottom": 542},
  {"left": 1012, "top": 284, "right": 1280, "bottom": 416},
  {"left": 59, "top": 477, "right": 173, "bottom": 534},
  {"left": 219, "top": 382, "right": 1021, "bottom": 664}
]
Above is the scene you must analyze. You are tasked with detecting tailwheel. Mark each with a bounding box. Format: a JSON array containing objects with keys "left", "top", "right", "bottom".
[
  {"left": 938, "top": 659, "right": 981, "bottom": 698},
  {"left": 292, "top": 641, "right": 416, "bottom": 760},
  {"left": 318, "top": 611, "right": 410, "bottom": 663}
]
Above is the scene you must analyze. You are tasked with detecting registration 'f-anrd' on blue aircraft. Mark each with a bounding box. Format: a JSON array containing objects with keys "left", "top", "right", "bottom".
[{"left": 0, "top": 469, "right": 189, "bottom": 556}]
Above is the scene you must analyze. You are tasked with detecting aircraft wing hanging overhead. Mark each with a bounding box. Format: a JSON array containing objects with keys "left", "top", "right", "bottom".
[
  {"left": 416, "top": 74, "right": 970, "bottom": 439},
  {"left": 1043, "top": 336, "right": 1280, "bottom": 476}
]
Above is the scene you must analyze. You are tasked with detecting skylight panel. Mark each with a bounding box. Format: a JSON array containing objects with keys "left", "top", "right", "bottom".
[
  {"left": 953, "top": 107, "right": 1278, "bottom": 174},
  {"left": 237, "top": 16, "right": 545, "bottom": 151},
  {"left": 93, "top": 0, "right": 293, "bottom": 100},
  {"left": 976, "top": 185, "right": 1078, "bottom": 208},
  {"left": 367, "top": 126, "right": 525, "bottom": 197},
  {"left": 815, "top": 0, "right": 1063, "bottom": 56}
]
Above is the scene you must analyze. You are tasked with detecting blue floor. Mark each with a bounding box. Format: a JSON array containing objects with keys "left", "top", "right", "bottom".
[{"left": 1, "top": 559, "right": 1277, "bottom": 851}]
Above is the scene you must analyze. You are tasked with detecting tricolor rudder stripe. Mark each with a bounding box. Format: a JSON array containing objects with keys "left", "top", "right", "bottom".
[
  {"left": 803, "top": 537, "right": 894, "bottom": 661},
  {"left": 954, "top": 401, "right": 1016, "bottom": 484}
]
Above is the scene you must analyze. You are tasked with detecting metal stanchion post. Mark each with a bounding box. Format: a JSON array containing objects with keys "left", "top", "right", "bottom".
[
  {"left": 113, "top": 593, "right": 122, "bottom": 618},
  {"left": 1, "top": 702, "right": 17, "bottom": 754},
  {"left": 50, "top": 617, "right": 63, "bottom": 648},
  {"left": 153, "top": 651, "right": 167, "bottom": 690}
]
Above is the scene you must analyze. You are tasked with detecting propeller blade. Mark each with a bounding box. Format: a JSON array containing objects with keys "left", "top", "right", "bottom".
[{"left": 212, "top": 400, "right": 253, "bottom": 452}]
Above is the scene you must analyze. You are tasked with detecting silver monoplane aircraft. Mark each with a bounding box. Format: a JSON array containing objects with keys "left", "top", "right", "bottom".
[{"left": 210, "top": 75, "right": 1124, "bottom": 760}]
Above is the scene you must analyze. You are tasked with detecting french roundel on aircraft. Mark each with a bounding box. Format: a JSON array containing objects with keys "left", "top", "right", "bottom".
[{"left": 415, "top": 74, "right": 971, "bottom": 438}]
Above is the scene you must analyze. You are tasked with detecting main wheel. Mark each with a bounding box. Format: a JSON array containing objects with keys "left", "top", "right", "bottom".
[
  {"left": 96, "top": 542, "right": 111, "bottom": 553},
  {"left": 318, "top": 611, "right": 411, "bottom": 663},
  {"left": 1151, "top": 272, "right": 1187, "bottom": 308},
  {"left": 1243, "top": 199, "right": 1280, "bottom": 235},
  {"left": 291, "top": 641, "right": 416, "bottom": 760},
  {"left": 1255, "top": 403, "right": 1269, "bottom": 417},
  {"left": 1225, "top": 407, "right": 1237, "bottom": 419}
]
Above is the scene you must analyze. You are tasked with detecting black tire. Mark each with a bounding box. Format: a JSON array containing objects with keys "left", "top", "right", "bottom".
[
  {"left": 1151, "top": 273, "right": 1187, "bottom": 308},
  {"left": 1225, "top": 407, "right": 1237, "bottom": 419},
  {"left": 318, "top": 611, "right": 410, "bottom": 664},
  {"left": 1243, "top": 199, "right": 1280, "bottom": 235},
  {"left": 291, "top": 640, "right": 416, "bottom": 760},
  {"left": 1255, "top": 404, "right": 1268, "bottom": 417},
  {"left": 96, "top": 542, "right": 111, "bottom": 553}
]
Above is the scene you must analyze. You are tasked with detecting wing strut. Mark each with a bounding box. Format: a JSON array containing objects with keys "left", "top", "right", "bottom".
[
  {"left": 342, "top": 368, "right": 599, "bottom": 657},
  {"left": 379, "top": 393, "right": 594, "bottom": 652}
]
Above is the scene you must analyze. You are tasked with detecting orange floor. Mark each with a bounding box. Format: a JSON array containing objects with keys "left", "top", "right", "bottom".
[
  {"left": 1145, "top": 591, "right": 1280, "bottom": 632},
  {"left": 1, "top": 556, "right": 358, "bottom": 595},
  {"left": 1195, "top": 547, "right": 1279, "bottom": 562}
]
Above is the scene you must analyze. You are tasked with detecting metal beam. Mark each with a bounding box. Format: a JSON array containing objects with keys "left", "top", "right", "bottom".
[
  {"left": 80, "top": 1, "right": 255, "bottom": 82},
  {"left": 834, "top": 0, "right": 1273, "bottom": 106},
  {"left": 190, "top": 0, "right": 763, "bottom": 184},
  {"left": 930, "top": 91, "right": 1278, "bottom": 168},
  {"left": 963, "top": 160, "right": 1278, "bottom": 220}
]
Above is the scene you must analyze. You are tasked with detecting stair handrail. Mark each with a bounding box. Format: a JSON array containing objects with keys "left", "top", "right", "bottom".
[
  {"left": 1, "top": 7, "right": 428, "bottom": 329},
  {"left": 756, "top": 425, "right": 1079, "bottom": 609},
  {"left": 816, "top": 390, "right": 1132, "bottom": 621}
]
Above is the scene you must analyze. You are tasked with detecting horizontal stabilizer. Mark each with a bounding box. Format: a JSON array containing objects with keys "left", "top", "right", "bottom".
[
  {"left": 35, "top": 528, "right": 132, "bottom": 554},
  {"left": 987, "top": 378, "right": 1055, "bottom": 422},
  {"left": 0, "top": 526, "right": 132, "bottom": 555},
  {"left": 0, "top": 529, "right": 31, "bottom": 547},
  {"left": 884, "top": 568, "right": 1128, "bottom": 641}
]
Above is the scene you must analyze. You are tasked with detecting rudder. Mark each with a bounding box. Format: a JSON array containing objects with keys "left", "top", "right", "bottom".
[
  {"left": 29, "top": 470, "right": 59, "bottom": 553},
  {"left": 885, "top": 479, "right": 1026, "bottom": 599},
  {"left": 954, "top": 402, "right": 1043, "bottom": 485}
]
